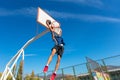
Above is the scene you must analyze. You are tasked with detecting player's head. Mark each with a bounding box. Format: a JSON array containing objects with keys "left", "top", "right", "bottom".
[
  {"left": 51, "top": 21, "right": 60, "bottom": 28},
  {"left": 59, "top": 28, "right": 62, "bottom": 36},
  {"left": 54, "top": 28, "right": 62, "bottom": 37}
]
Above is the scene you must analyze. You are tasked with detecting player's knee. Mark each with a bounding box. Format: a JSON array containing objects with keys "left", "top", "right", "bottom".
[
  {"left": 57, "top": 60, "right": 60, "bottom": 64},
  {"left": 57, "top": 57, "right": 61, "bottom": 63},
  {"left": 52, "top": 48, "right": 56, "bottom": 53},
  {"left": 51, "top": 50, "right": 56, "bottom": 56},
  {"left": 51, "top": 53, "right": 54, "bottom": 57}
]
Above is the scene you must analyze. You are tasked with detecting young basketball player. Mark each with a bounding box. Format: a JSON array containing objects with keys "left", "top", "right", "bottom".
[{"left": 43, "top": 20, "right": 65, "bottom": 80}]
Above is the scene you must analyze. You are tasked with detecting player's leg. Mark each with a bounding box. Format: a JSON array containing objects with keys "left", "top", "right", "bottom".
[
  {"left": 50, "top": 46, "right": 64, "bottom": 80},
  {"left": 54, "top": 46, "right": 64, "bottom": 73},
  {"left": 54, "top": 55, "right": 61, "bottom": 73},
  {"left": 43, "top": 48, "right": 56, "bottom": 73},
  {"left": 47, "top": 48, "right": 56, "bottom": 65},
  {"left": 50, "top": 55, "right": 61, "bottom": 80}
]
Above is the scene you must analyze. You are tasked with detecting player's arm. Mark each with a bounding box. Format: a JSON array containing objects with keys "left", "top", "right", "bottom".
[
  {"left": 46, "top": 20, "right": 53, "bottom": 31},
  {"left": 46, "top": 20, "right": 55, "bottom": 40}
]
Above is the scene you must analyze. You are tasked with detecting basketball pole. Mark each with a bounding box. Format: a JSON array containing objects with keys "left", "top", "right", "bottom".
[{"left": 0, "top": 29, "right": 49, "bottom": 80}]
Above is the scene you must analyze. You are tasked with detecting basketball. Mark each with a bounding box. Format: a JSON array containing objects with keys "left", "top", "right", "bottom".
[{"left": 51, "top": 21, "right": 60, "bottom": 28}]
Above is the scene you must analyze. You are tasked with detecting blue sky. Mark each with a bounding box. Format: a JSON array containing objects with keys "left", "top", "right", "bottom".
[{"left": 0, "top": 0, "right": 120, "bottom": 74}]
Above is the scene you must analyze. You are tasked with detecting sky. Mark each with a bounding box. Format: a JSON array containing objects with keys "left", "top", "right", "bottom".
[{"left": 0, "top": 0, "right": 120, "bottom": 74}]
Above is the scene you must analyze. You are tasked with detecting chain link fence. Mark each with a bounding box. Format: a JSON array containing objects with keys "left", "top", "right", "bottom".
[{"left": 24, "top": 55, "right": 120, "bottom": 80}]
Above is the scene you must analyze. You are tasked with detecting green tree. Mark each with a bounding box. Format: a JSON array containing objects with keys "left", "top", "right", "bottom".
[
  {"left": 7, "top": 75, "right": 12, "bottom": 80},
  {"left": 30, "top": 70, "right": 35, "bottom": 80},
  {"left": 16, "top": 60, "right": 24, "bottom": 80},
  {"left": 12, "top": 64, "right": 17, "bottom": 77},
  {"left": 25, "top": 75, "right": 31, "bottom": 80},
  {"left": 0, "top": 73, "right": 2, "bottom": 78}
]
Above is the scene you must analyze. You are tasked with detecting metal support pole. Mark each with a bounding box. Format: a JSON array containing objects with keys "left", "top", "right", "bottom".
[
  {"left": 86, "top": 63, "right": 93, "bottom": 80},
  {"left": 44, "top": 73, "right": 46, "bottom": 80},
  {"left": 22, "top": 50, "right": 24, "bottom": 80},
  {"left": 72, "top": 66, "right": 76, "bottom": 80},
  {"left": 101, "top": 59, "right": 108, "bottom": 73},
  {"left": 0, "top": 29, "right": 49, "bottom": 80},
  {"left": 61, "top": 68, "right": 65, "bottom": 80}
]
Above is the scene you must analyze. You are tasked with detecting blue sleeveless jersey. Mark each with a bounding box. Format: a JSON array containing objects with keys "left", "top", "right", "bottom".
[{"left": 54, "top": 36, "right": 64, "bottom": 45}]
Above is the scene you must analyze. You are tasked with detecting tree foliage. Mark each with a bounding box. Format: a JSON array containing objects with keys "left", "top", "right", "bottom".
[
  {"left": 0, "top": 73, "right": 2, "bottom": 78},
  {"left": 30, "top": 70, "right": 35, "bottom": 80},
  {"left": 16, "top": 60, "right": 23, "bottom": 80}
]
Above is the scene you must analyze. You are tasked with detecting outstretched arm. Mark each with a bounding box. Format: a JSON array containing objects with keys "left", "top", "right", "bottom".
[
  {"left": 46, "top": 20, "right": 55, "bottom": 40},
  {"left": 50, "top": 29, "right": 55, "bottom": 40}
]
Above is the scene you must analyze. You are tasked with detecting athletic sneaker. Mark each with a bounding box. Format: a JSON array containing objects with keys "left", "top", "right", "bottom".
[
  {"left": 50, "top": 73, "right": 56, "bottom": 80},
  {"left": 43, "top": 66, "right": 48, "bottom": 73}
]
